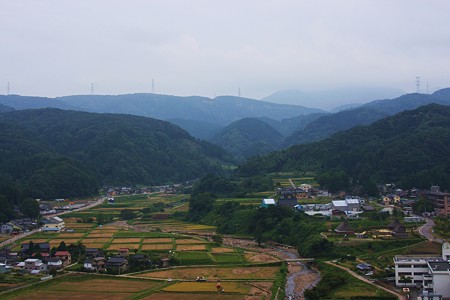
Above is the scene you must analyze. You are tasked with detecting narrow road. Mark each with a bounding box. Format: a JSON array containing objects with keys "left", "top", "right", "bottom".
[
  {"left": 325, "top": 261, "right": 406, "bottom": 300},
  {"left": 0, "top": 197, "right": 105, "bottom": 248},
  {"left": 418, "top": 218, "right": 444, "bottom": 244},
  {"left": 288, "top": 179, "right": 296, "bottom": 188}
]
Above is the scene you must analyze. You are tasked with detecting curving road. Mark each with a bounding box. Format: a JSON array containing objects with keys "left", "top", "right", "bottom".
[{"left": 418, "top": 218, "right": 444, "bottom": 244}]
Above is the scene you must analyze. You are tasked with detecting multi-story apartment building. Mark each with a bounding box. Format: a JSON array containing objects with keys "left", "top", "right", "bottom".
[{"left": 394, "top": 242, "right": 450, "bottom": 300}]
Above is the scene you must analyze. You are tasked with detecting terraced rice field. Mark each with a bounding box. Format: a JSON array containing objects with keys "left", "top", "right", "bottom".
[
  {"left": 107, "top": 243, "right": 140, "bottom": 250},
  {"left": 141, "top": 244, "right": 174, "bottom": 251},
  {"left": 175, "top": 239, "right": 207, "bottom": 244},
  {"left": 57, "top": 233, "right": 86, "bottom": 238},
  {"left": 7, "top": 276, "right": 163, "bottom": 300},
  {"left": 142, "top": 294, "right": 244, "bottom": 300},
  {"left": 211, "top": 247, "right": 235, "bottom": 253},
  {"left": 162, "top": 282, "right": 250, "bottom": 294},
  {"left": 111, "top": 238, "right": 142, "bottom": 243},
  {"left": 138, "top": 266, "right": 280, "bottom": 280},
  {"left": 142, "top": 238, "right": 173, "bottom": 243},
  {"left": 177, "top": 245, "right": 207, "bottom": 251}
]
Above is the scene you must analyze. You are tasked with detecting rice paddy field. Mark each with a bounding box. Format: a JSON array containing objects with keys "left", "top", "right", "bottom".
[
  {"left": 137, "top": 266, "right": 280, "bottom": 280},
  {"left": 2, "top": 273, "right": 274, "bottom": 299}
]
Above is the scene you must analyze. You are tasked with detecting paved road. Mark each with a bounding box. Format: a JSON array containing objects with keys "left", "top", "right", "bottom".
[
  {"left": 418, "top": 218, "right": 444, "bottom": 244},
  {"left": 0, "top": 197, "right": 105, "bottom": 248},
  {"left": 325, "top": 261, "right": 406, "bottom": 300}
]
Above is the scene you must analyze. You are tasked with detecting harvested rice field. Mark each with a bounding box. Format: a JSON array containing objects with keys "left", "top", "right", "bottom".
[
  {"left": 107, "top": 243, "right": 140, "bottom": 250},
  {"left": 57, "top": 233, "right": 86, "bottom": 238},
  {"left": 81, "top": 238, "right": 112, "bottom": 243},
  {"left": 137, "top": 266, "right": 280, "bottom": 280},
  {"left": 162, "top": 282, "right": 250, "bottom": 294},
  {"left": 111, "top": 238, "right": 142, "bottom": 243},
  {"left": 142, "top": 294, "right": 244, "bottom": 300},
  {"left": 141, "top": 244, "right": 174, "bottom": 251},
  {"left": 177, "top": 244, "right": 207, "bottom": 251},
  {"left": 5, "top": 276, "right": 163, "bottom": 300},
  {"left": 211, "top": 247, "right": 235, "bottom": 253},
  {"left": 142, "top": 238, "right": 173, "bottom": 243},
  {"left": 175, "top": 239, "right": 208, "bottom": 244}
]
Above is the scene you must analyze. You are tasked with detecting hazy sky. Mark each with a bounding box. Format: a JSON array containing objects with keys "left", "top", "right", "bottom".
[{"left": 1, "top": 0, "right": 449, "bottom": 99}]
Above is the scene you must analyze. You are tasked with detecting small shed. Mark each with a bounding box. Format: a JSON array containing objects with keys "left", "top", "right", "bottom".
[{"left": 260, "top": 199, "right": 276, "bottom": 208}]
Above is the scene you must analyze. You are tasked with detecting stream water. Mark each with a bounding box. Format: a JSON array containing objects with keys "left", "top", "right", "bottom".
[{"left": 276, "top": 248, "right": 321, "bottom": 300}]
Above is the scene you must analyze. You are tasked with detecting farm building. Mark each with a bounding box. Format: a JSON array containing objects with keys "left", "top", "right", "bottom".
[{"left": 260, "top": 199, "right": 276, "bottom": 208}]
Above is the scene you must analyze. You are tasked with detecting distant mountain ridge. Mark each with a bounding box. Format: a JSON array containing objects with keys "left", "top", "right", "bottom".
[
  {"left": 285, "top": 89, "right": 450, "bottom": 146},
  {"left": 0, "top": 93, "right": 323, "bottom": 125},
  {"left": 238, "top": 103, "right": 450, "bottom": 190},
  {"left": 262, "top": 86, "right": 404, "bottom": 110}
]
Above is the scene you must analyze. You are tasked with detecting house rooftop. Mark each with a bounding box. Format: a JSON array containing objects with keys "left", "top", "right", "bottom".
[
  {"left": 54, "top": 251, "right": 70, "bottom": 256},
  {"left": 262, "top": 199, "right": 276, "bottom": 205},
  {"left": 394, "top": 255, "right": 441, "bottom": 262},
  {"left": 428, "top": 261, "right": 450, "bottom": 272},
  {"left": 107, "top": 257, "right": 126, "bottom": 263}
]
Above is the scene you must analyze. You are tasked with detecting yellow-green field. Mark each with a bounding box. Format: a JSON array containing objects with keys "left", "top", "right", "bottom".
[{"left": 138, "top": 266, "right": 280, "bottom": 280}]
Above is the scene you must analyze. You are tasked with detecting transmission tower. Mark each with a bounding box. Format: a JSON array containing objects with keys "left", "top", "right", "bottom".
[
  {"left": 416, "top": 77, "right": 420, "bottom": 93},
  {"left": 7, "top": 82, "right": 10, "bottom": 95},
  {"left": 238, "top": 87, "right": 241, "bottom": 97},
  {"left": 152, "top": 79, "right": 155, "bottom": 93},
  {"left": 91, "top": 83, "right": 94, "bottom": 95}
]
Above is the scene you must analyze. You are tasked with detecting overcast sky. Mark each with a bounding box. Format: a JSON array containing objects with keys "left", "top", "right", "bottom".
[{"left": 1, "top": 0, "right": 449, "bottom": 99}]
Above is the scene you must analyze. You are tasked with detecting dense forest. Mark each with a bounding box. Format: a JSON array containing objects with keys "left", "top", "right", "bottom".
[
  {"left": 0, "top": 108, "right": 234, "bottom": 203},
  {"left": 209, "top": 118, "right": 284, "bottom": 161},
  {"left": 238, "top": 104, "right": 450, "bottom": 192}
]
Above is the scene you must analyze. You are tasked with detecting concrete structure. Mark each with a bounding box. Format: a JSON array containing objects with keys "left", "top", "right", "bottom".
[
  {"left": 332, "top": 198, "right": 361, "bottom": 213},
  {"left": 427, "top": 192, "right": 450, "bottom": 216},
  {"left": 395, "top": 243, "right": 450, "bottom": 299},
  {"left": 42, "top": 216, "right": 65, "bottom": 232},
  {"left": 24, "top": 258, "right": 47, "bottom": 273}
]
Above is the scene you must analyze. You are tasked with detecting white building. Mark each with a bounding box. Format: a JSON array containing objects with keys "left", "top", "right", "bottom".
[
  {"left": 332, "top": 198, "right": 361, "bottom": 213},
  {"left": 395, "top": 242, "right": 450, "bottom": 300},
  {"left": 43, "top": 216, "right": 65, "bottom": 232}
]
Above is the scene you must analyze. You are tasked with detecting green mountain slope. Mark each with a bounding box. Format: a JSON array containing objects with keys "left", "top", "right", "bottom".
[
  {"left": 286, "top": 89, "right": 450, "bottom": 146},
  {"left": 0, "top": 122, "right": 98, "bottom": 199},
  {"left": 238, "top": 104, "right": 450, "bottom": 190},
  {"left": 209, "top": 118, "right": 284, "bottom": 161},
  {"left": 0, "top": 109, "right": 233, "bottom": 198}
]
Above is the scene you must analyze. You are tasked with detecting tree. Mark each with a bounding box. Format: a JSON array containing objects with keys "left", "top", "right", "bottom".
[
  {"left": 20, "top": 198, "right": 40, "bottom": 219},
  {"left": 120, "top": 209, "right": 137, "bottom": 220}
]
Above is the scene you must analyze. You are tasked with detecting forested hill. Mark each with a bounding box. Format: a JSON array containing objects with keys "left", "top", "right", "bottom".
[
  {"left": 238, "top": 104, "right": 450, "bottom": 191},
  {"left": 0, "top": 103, "right": 14, "bottom": 112},
  {"left": 0, "top": 109, "right": 233, "bottom": 199},
  {"left": 286, "top": 89, "right": 450, "bottom": 146},
  {"left": 209, "top": 118, "right": 284, "bottom": 161}
]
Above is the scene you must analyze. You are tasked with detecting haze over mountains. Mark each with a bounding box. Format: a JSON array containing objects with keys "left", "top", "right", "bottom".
[
  {"left": 262, "top": 86, "right": 405, "bottom": 110},
  {"left": 1, "top": 88, "right": 450, "bottom": 162}
]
